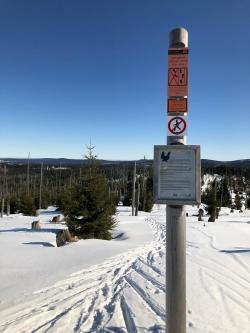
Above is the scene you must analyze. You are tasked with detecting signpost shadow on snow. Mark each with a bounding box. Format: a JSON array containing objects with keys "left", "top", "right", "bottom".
[{"left": 220, "top": 247, "right": 250, "bottom": 254}]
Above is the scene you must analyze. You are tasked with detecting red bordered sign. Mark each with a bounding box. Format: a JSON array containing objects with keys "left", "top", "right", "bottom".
[
  {"left": 168, "top": 48, "right": 188, "bottom": 97},
  {"left": 168, "top": 115, "right": 187, "bottom": 136}
]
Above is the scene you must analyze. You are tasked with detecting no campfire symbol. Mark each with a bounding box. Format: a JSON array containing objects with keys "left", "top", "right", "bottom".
[{"left": 168, "top": 116, "right": 187, "bottom": 136}]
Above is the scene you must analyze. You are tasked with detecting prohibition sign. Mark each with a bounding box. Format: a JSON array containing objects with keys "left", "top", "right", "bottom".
[{"left": 168, "top": 116, "right": 187, "bottom": 135}]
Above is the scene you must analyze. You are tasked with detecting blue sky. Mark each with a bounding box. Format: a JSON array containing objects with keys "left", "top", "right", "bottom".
[{"left": 0, "top": 0, "right": 249, "bottom": 160}]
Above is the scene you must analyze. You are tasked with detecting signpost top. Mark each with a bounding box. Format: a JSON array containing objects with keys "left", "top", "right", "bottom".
[{"left": 169, "top": 28, "right": 188, "bottom": 48}]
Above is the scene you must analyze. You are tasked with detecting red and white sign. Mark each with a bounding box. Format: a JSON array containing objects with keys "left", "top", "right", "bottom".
[
  {"left": 168, "top": 48, "right": 188, "bottom": 97},
  {"left": 168, "top": 115, "right": 187, "bottom": 136}
]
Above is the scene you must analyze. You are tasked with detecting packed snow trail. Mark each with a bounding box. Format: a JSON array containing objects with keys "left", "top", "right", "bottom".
[{"left": 0, "top": 217, "right": 166, "bottom": 333}]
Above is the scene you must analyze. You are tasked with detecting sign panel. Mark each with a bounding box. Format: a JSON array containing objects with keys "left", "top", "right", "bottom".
[
  {"left": 168, "top": 98, "right": 187, "bottom": 113},
  {"left": 153, "top": 145, "right": 201, "bottom": 205},
  {"left": 168, "top": 48, "right": 188, "bottom": 97},
  {"left": 168, "top": 115, "right": 187, "bottom": 136}
]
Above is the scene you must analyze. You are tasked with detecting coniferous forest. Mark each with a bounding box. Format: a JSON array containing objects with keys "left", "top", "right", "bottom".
[{"left": 1, "top": 156, "right": 250, "bottom": 237}]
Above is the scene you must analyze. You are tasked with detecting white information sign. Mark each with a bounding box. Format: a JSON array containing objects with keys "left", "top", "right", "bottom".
[{"left": 153, "top": 145, "right": 201, "bottom": 205}]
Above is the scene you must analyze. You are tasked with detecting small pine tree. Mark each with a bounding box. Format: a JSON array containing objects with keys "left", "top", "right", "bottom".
[
  {"left": 123, "top": 169, "right": 133, "bottom": 206},
  {"left": 234, "top": 194, "right": 242, "bottom": 210},
  {"left": 143, "top": 177, "right": 154, "bottom": 212},
  {"left": 206, "top": 180, "right": 218, "bottom": 222},
  {"left": 65, "top": 146, "right": 116, "bottom": 240},
  {"left": 217, "top": 177, "right": 231, "bottom": 207},
  {"left": 9, "top": 197, "right": 21, "bottom": 214},
  {"left": 246, "top": 196, "right": 250, "bottom": 209},
  {"left": 19, "top": 195, "right": 36, "bottom": 216}
]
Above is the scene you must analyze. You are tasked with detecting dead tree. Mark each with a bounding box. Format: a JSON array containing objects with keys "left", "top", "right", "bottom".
[{"left": 132, "top": 162, "right": 136, "bottom": 216}]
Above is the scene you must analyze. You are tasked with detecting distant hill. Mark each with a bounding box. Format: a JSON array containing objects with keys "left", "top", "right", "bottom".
[
  {"left": 1, "top": 157, "right": 250, "bottom": 169},
  {"left": 202, "top": 159, "right": 250, "bottom": 169},
  {"left": 0, "top": 157, "right": 149, "bottom": 167}
]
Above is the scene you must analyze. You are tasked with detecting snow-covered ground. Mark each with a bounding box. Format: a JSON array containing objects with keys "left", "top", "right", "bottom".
[{"left": 0, "top": 206, "right": 250, "bottom": 332}]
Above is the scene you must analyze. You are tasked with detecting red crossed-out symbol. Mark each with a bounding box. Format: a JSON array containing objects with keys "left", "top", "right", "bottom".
[
  {"left": 168, "top": 116, "right": 186, "bottom": 135},
  {"left": 168, "top": 68, "right": 187, "bottom": 86}
]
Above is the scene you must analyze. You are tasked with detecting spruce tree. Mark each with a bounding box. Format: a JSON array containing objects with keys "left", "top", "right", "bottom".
[
  {"left": 19, "top": 194, "right": 36, "bottom": 216},
  {"left": 206, "top": 180, "right": 218, "bottom": 222},
  {"left": 143, "top": 176, "right": 154, "bottom": 212},
  {"left": 64, "top": 146, "right": 116, "bottom": 240},
  {"left": 246, "top": 194, "right": 250, "bottom": 209},
  {"left": 234, "top": 194, "right": 242, "bottom": 210},
  {"left": 217, "top": 177, "right": 231, "bottom": 207}
]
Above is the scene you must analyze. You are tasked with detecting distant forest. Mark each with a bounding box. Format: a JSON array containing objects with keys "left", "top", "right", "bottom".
[{"left": 1, "top": 158, "right": 250, "bottom": 217}]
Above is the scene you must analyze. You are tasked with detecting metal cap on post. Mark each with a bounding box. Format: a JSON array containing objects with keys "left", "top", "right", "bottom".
[{"left": 169, "top": 28, "right": 188, "bottom": 48}]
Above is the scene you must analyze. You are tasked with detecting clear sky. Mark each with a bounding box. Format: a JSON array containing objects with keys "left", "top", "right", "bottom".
[{"left": 0, "top": 0, "right": 249, "bottom": 161}]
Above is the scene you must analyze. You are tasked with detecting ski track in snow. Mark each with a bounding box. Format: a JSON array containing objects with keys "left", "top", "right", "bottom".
[
  {"left": 2, "top": 211, "right": 250, "bottom": 333},
  {"left": 0, "top": 217, "right": 166, "bottom": 333}
]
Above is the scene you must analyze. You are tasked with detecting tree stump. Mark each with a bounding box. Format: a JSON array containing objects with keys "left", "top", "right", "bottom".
[
  {"left": 56, "top": 229, "right": 77, "bottom": 247},
  {"left": 208, "top": 212, "right": 215, "bottom": 222},
  {"left": 51, "top": 215, "right": 61, "bottom": 223},
  {"left": 31, "top": 221, "right": 41, "bottom": 230},
  {"left": 198, "top": 208, "right": 204, "bottom": 221}
]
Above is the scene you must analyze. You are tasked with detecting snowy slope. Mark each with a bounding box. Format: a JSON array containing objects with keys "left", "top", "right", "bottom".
[
  {"left": 0, "top": 206, "right": 250, "bottom": 332},
  {"left": 187, "top": 211, "right": 250, "bottom": 333},
  {"left": 0, "top": 207, "right": 166, "bottom": 332}
]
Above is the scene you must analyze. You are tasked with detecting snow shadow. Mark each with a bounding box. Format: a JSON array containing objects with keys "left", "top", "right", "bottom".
[
  {"left": 103, "top": 325, "right": 164, "bottom": 333},
  {"left": 0, "top": 228, "right": 61, "bottom": 234},
  {"left": 220, "top": 247, "right": 250, "bottom": 254},
  {"left": 112, "top": 232, "right": 129, "bottom": 241},
  {"left": 23, "top": 242, "right": 56, "bottom": 247},
  {"left": 187, "top": 241, "right": 199, "bottom": 249},
  {"left": 38, "top": 210, "right": 62, "bottom": 216}
]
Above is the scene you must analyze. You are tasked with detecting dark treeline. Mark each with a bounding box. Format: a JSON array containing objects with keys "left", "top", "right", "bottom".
[
  {"left": 202, "top": 164, "right": 250, "bottom": 193},
  {"left": 201, "top": 164, "right": 250, "bottom": 222},
  {"left": 0, "top": 159, "right": 153, "bottom": 217},
  {"left": 1, "top": 158, "right": 250, "bottom": 219}
]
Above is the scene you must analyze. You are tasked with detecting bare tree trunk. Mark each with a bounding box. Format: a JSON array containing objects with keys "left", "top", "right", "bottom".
[
  {"left": 135, "top": 183, "right": 140, "bottom": 216},
  {"left": 132, "top": 162, "right": 136, "bottom": 216},
  {"left": 27, "top": 152, "right": 30, "bottom": 195},
  {"left": 39, "top": 163, "right": 43, "bottom": 210},
  {"left": 142, "top": 156, "right": 146, "bottom": 211},
  {"left": 7, "top": 199, "right": 10, "bottom": 216},
  {"left": 1, "top": 165, "right": 7, "bottom": 217}
]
